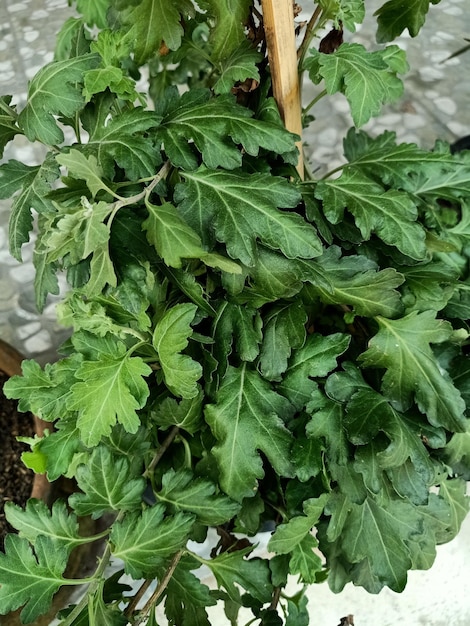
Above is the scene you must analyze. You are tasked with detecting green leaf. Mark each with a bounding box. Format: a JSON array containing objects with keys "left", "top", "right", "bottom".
[
  {"left": 38, "top": 421, "right": 82, "bottom": 481},
  {"left": 68, "top": 345, "right": 152, "bottom": 446},
  {"left": 5, "top": 499, "right": 81, "bottom": 553},
  {"left": 197, "top": 0, "right": 252, "bottom": 62},
  {"left": 84, "top": 30, "right": 138, "bottom": 101},
  {"left": 438, "top": 479, "right": 469, "bottom": 541},
  {"left": 164, "top": 556, "right": 215, "bottom": 626},
  {"left": 403, "top": 155, "right": 470, "bottom": 202},
  {"left": 285, "top": 594, "right": 309, "bottom": 626},
  {"left": 359, "top": 311, "right": 467, "bottom": 431},
  {"left": 444, "top": 425, "right": 470, "bottom": 475},
  {"left": 111, "top": 505, "right": 194, "bottom": 578},
  {"left": 242, "top": 248, "right": 305, "bottom": 307},
  {"left": 69, "top": 447, "right": 146, "bottom": 518},
  {"left": 18, "top": 54, "right": 99, "bottom": 145},
  {"left": 212, "top": 302, "right": 262, "bottom": 373},
  {"left": 315, "top": 170, "right": 427, "bottom": 259},
  {"left": 346, "top": 396, "right": 442, "bottom": 499},
  {"left": 0, "top": 156, "right": 60, "bottom": 260},
  {"left": 305, "top": 43, "right": 407, "bottom": 126},
  {"left": 82, "top": 107, "right": 162, "bottom": 179},
  {"left": 153, "top": 303, "right": 202, "bottom": 398},
  {"left": 3, "top": 356, "right": 77, "bottom": 421},
  {"left": 157, "top": 89, "right": 297, "bottom": 170},
  {"left": 45, "top": 198, "right": 113, "bottom": 264},
  {"left": 176, "top": 167, "right": 320, "bottom": 266},
  {"left": 259, "top": 303, "right": 307, "bottom": 381},
  {"left": 58, "top": 296, "right": 123, "bottom": 339},
  {"left": 33, "top": 226, "right": 60, "bottom": 311},
  {"left": 84, "top": 66, "right": 137, "bottom": 102},
  {"left": 342, "top": 128, "right": 452, "bottom": 187},
  {"left": 56, "top": 150, "right": 111, "bottom": 198},
  {"left": 118, "top": 0, "right": 194, "bottom": 63},
  {"left": 0, "top": 101, "right": 20, "bottom": 157},
  {"left": 325, "top": 496, "right": 416, "bottom": 592},
  {"left": 90, "top": 580, "right": 129, "bottom": 626},
  {"left": 142, "top": 200, "right": 207, "bottom": 268},
  {"left": 306, "top": 394, "right": 350, "bottom": 468},
  {"left": 151, "top": 392, "right": 203, "bottom": 434},
  {"left": 374, "top": 0, "right": 441, "bottom": 42},
  {"left": 85, "top": 242, "right": 118, "bottom": 296},
  {"left": 289, "top": 534, "right": 324, "bottom": 583},
  {"left": 268, "top": 495, "right": 328, "bottom": 554},
  {"left": 205, "top": 364, "right": 294, "bottom": 501},
  {"left": 303, "top": 246, "right": 404, "bottom": 317},
  {"left": 213, "top": 40, "right": 262, "bottom": 94},
  {"left": 156, "top": 469, "right": 240, "bottom": 525},
  {"left": 278, "top": 333, "right": 350, "bottom": 411},
  {"left": 317, "top": 0, "right": 365, "bottom": 32},
  {"left": 76, "top": 0, "right": 109, "bottom": 28},
  {"left": 400, "top": 261, "right": 458, "bottom": 313},
  {"left": 0, "top": 535, "right": 68, "bottom": 624},
  {"left": 204, "top": 549, "right": 272, "bottom": 604},
  {"left": 53, "top": 17, "right": 91, "bottom": 62}
]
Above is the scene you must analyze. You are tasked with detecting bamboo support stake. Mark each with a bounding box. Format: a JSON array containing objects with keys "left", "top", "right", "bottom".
[{"left": 261, "top": 0, "right": 304, "bottom": 179}]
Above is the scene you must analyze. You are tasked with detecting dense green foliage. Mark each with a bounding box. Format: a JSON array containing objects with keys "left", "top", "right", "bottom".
[{"left": 0, "top": 0, "right": 469, "bottom": 623}]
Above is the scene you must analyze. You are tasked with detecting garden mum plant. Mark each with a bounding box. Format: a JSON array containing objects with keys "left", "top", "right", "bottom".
[{"left": 1, "top": 0, "right": 470, "bottom": 623}]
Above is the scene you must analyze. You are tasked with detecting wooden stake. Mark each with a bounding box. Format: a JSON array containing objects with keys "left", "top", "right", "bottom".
[{"left": 261, "top": 0, "right": 304, "bottom": 179}]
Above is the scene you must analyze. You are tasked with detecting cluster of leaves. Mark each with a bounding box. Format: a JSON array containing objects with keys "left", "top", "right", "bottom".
[{"left": 0, "top": 0, "right": 469, "bottom": 624}]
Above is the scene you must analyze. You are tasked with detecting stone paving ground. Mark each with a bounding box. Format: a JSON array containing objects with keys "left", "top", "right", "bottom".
[{"left": 0, "top": 1, "right": 469, "bottom": 625}]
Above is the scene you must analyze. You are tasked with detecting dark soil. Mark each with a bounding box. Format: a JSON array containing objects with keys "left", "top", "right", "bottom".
[{"left": 0, "top": 370, "right": 35, "bottom": 550}]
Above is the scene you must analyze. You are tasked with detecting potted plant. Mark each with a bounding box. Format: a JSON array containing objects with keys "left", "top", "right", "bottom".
[{"left": 0, "top": 0, "right": 469, "bottom": 624}]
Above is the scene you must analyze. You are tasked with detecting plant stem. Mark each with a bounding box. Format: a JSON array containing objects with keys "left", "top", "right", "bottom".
[
  {"left": 73, "top": 527, "right": 111, "bottom": 545},
  {"left": 59, "top": 511, "right": 125, "bottom": 626},
  {"left": 107, "top": 160, "right": 171, "bottom": 225},
  {"left": 0, "top": 97, "right": 18, "bottom": 119},
  {"left": 133, "top": 550, "right": 185, "bottom": 626},
  {"left": 303, "top": 88, "right": 328, "bottom": 116},
  {"left": 269, "top": 586, "right": 282, "bottom": 610},
  {"left": 321, "top": 161, "right": 348, "bottom": 179},
  {"left": 124, "top": 579, "right": 152, "bottom": 620},
  {"left": 297, "top": 5, "right": 322, "bottom": 65},
  {"left": 145, "top": 426, "right": 180, "bottom": 476}
]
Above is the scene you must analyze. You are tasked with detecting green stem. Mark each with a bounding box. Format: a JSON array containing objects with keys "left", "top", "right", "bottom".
[
  {"left": 145, "top": 426, "right": 180, "bottom": 477},
  {"left": 321, "top": 161, "right": 348, "bottom": 179},
  {"left": 72, "top": 527, "right": 111, "bottom": 545},
  {"left": 303, "top": 88, "right": 327, "bottom": 116},
  {"left": 133, "top": 550, "right": 185, "bottom": 626},
  {"left": 59, "top": 511, "right": 125, "bottom": 626},
  {"left": 107, "top": 160, "right": 172, "bottom": 227},
  {"left": 269, "top": 585, "right": 282, "bottom": 610},
  {"left": 297, "top": 6, "right": 323, "bottom": 66},
  {"left": 124, "top": 579, "right": 153, "bottom": 620},
  {"left": 0, "top": 97, "right": 18, "bottom": 119}
]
